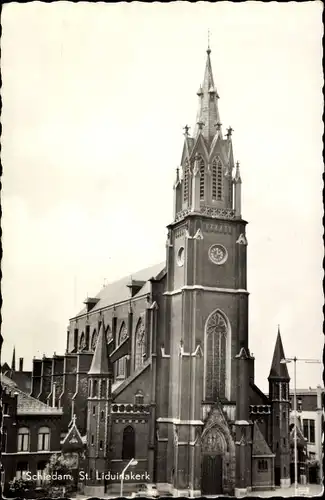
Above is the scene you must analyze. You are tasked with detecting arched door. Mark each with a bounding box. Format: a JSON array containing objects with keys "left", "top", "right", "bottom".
[{"left": 201, "top": 426, "right": 226, "bottom": 495}]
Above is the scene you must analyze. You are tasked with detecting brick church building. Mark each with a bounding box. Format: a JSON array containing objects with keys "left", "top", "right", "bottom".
[{"left": 4, "top": 47, "right": 293, "bottom": 496}]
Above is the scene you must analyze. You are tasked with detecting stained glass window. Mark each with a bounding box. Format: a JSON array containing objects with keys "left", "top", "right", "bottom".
[
  {"left": 205, "top": 311, "right": 228, "bottom": 401},
  {"left": 117, "top": 323, "right": 128, "bottom": 378},
  {"left": 135, "top": 319, "right": 146, "bottom": 370}
]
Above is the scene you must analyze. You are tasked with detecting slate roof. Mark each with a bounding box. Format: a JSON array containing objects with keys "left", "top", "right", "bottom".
[
  {"left": 1, "top": 374, "right": 62, "bottom": 415},
  {"left": 268, "top": 329, "right": 290, "bottom": 381},
  {"left": 74, "top": 262, "right": 165, "bottom": 317},
  {"left": 252, "top": 422, "right": 274, "bottom": 456}
]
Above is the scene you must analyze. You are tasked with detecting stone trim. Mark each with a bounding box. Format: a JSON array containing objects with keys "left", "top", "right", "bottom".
[
  {"left": 156, "top": 417, "right": 204, "bottom": 425},
  {"left": 164, "top": 285, "right": 248, "bottom": 296}
]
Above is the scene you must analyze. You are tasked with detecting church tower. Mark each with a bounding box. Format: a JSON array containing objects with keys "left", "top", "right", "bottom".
[
  {"left": 86, "top": 320, "right": 113, "bottom": 496},
  {"left": 268, "top": 328, "right": 291, "bottom": 487},
  {"left": 163, "top": 46, "right": 251, "bottom": 496}
]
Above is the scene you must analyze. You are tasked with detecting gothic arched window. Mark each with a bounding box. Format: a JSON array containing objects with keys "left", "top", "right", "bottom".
[
  {"left": 205, "top": 310, "right": 228, "bottom": 401},
  {"left": 134, "top": 318, "right": 146, "bottom": 370},
  {"left": 212, "top": 157, "right": 223, "bottom": 201},
  {"left": 122, "top": 425, "right": 135, "bottom": 460},
  {"left": 106, "top": 325, "right": 112, "bottom": 343},
  {"left": 85, "top": 325, "right": 90, "bottom": 350},
  {"left": 91, "top": 329, "right": 98, "bottom": 351},
  {"left": 79, "top": 332, "right": 86, "bottom": 351},
  {"left": 199, "top": 156, "right": 205, "bottom": 199},
  {"left": 183, "top": 161, "right": 189, "bottom": 202},
  {"left": 101, "top": 380, "right": 106, "bottom": 398},
  {"left": 117, "top": 323, "right": 128, "bottom": 378}
]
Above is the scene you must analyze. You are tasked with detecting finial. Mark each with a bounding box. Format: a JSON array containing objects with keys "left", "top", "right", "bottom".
[
  {"left": 215, "top": 122, "right": 222, "bottom": 131},
  {"left": 72, "top": 414, "right": 77, "bottom": 424},
  {"left": 277, "top": 324, "right": 280, "bottom": 334},
  {"left": 226, "top": 126, "right": 233, "bottom": 138},
  {"left": 197, "top": 120, "right": 205, "bottom": 130},
  {"left": 183, "top": 125, "right": 190, "bottom": 136},
  {"left": 176, "top": 166, "right": 180, "bottom": 182},
  {"left": 207, "top": 29, "right": 211, "bottom": 54}
]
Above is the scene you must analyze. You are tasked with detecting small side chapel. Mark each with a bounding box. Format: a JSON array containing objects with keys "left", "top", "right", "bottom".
[{"left": 29, "top": 46, "right": 292, "bottom": 497}]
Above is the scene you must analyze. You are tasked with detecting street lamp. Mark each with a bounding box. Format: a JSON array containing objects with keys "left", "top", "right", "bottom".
[
  {"left": 120, "top": 458, "right": 138, "bottom": 497},
  {"left": 280, "top": 356, "right": 321, "bottom": 496}
]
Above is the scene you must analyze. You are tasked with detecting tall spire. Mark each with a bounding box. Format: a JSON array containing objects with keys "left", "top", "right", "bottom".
[
  {"left": 11, "top": 347, "right": 16, "bottom": 372},
  {"left": 194, "top": 46, "right": 221, "bottom": 145},
  {"left": 268, "top": 327, "right": 290, "bottom": 380},
  {"left": 88, "top": 320, "right": 111, "bottom": 375}
]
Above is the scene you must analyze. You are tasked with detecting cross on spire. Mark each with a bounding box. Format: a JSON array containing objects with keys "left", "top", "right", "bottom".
[
  {"left": 226, "top": 126, "right": 234, "bottom": 138},
  {"left": 183, "top": 125, "right": 190, "bottom": 136},
  {"left": 197, "top": 120, "right": 205, "bottom": 130},
  {"left": 207, "top": 29, "right": 211, "bottom": 54}
]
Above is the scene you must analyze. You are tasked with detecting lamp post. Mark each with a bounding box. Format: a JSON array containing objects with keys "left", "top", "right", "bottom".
[
  {"left": 120, "top": 458, "right": 138, "bottom": 498},
  {"left": 280, "top": 357, "right": 321, "bottom": 496}
]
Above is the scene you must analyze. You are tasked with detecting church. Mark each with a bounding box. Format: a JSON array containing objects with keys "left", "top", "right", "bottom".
[{"left": 18, "top": 47, "right": 293, "bottom": 496}]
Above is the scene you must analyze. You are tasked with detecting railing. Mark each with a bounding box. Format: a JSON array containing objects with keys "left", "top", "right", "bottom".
[
  {"left": 175, "top": 206, "right": 236, "bottom": 223},
  {"left": 111, "top": 403, "right": 150, "bottom": 414}
]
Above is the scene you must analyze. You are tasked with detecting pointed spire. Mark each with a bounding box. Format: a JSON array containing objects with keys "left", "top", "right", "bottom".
[
  {"left": 88, "top": 320, "right": 111, "bottom": 376},
  {"left": 268, "top": 327, "right": 290, "bottom": 380},
  {"left": 234, "top": 161, "right": 242, "bottom": 183},
  {"left": 11, "top": 347, "right": 16, "bottom": 372},
  {"left": 194, "top": 47, "right": 221, "bottom": 145}
]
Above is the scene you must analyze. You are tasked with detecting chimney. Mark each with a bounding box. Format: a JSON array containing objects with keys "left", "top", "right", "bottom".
[{"left": 19, "top": 358, "right": 24, "bottom": 372}]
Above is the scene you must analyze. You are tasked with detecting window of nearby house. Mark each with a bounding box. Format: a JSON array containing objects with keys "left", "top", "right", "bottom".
[
  {"left": 16, "top": 462, "right": 29, "bottom": 479},
  {"left": 36, "top": 461, "right": 47, "bottom": 485},
  {"left": 122, "top": 425, "right": 135, "bottom": 460},
  {"left": 258, "top": 459, "right": 268, "bottom": 471},
  {"left": 17, "top": 428, "right": 30, "bottom": 452},
  {"left": 303, "top": 419, "right": 315, "bottom": 444},
  {"left": 38, "top": 427, "right": 50, "bottom": 451}
]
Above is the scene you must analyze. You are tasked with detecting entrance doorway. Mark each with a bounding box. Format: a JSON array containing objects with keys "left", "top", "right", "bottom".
[{"left": 201, "top": 454, "right": 223, "bottom": 495}]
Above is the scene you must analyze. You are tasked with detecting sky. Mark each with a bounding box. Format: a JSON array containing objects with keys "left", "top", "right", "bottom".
[{"left": 1, "top": 1, "right": 323, "bottom": 392}]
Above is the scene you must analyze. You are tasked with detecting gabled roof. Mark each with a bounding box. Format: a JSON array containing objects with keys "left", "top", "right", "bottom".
[
  {"left": 74, "top": 262, "right": 165, "bottom": 317},
  {"left": 88, "top": 320, "right": 112, "bottom": 376},
  {"left": 252, "top": 422, "right": 274, "bottom": 456},
  {"left": 1, "top": 374, "right": 62, "bottom": 415},
  {"left": 268, "top": 329, "right": 290, "bottom": 381},
  {"left": 61, "top": 415, "right": 84, "bottom": 450}
]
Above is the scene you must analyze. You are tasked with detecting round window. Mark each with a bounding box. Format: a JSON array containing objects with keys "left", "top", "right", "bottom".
[{"left": 177, "top": 247, "right": 185, "bottom": 266}]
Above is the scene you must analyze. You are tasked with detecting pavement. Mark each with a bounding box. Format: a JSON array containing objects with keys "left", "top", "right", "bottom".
[
  {"left": 248, "top": 484, "right": 323, "bottom": 497},
  {"left": 74, "top": 484, "right": 324, "bottom": 498}
]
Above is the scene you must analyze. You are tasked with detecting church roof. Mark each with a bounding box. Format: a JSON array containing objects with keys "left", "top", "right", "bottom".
[
  {"left": 88, "top": 320, "right": 112, "bottom": 376},
  {"left": 1, "top": 374, "right": 62, "bottom": 415},
  {"left": 74, "top": 262, "right": 165, "bottom": 317},
  {"left": 252, "top": 422, "right": 274, "bottom": 456},
  {"left": 268, "top": 329, "right": 290, "bottom": 381}
]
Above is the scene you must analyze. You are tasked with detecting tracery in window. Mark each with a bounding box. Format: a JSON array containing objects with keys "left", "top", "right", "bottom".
[
  {"left": 91, "top": 329, "right": 98, "bottom": 351},
  {"left": 205, "top": 310, "right": 228, "bottom": 401},
  {"left": 212, "top": 157, "right": 223, "bottom": 201},
  {"left": 199, "top": 156, "right": 205, "bottom": 199},
  {"left": 134, "top": 318, "right": 146, "bottom": 370},
  {"left": 183, "top": 160, "right": 189, "bottom": 202},
  {"left": 117, "top": 322, "right": 128, "bottom": 378}
]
